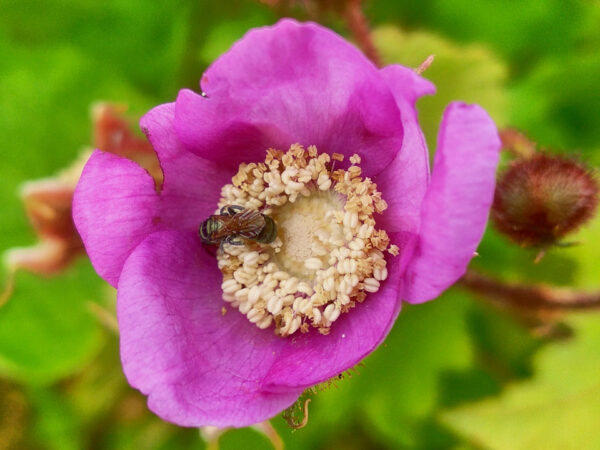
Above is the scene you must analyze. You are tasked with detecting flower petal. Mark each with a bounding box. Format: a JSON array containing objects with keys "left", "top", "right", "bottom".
[
  {"left": 140, "top": 102, "right": 232, "bottom": 230},
  {"left": 375, "top": 65, "right": 435, "bottom": 236},
  {"left": 73, "top": 151, "right": 160, "bottom": 287},
  {"left": 74, "top": 105, "right": 233, "bottom": 287},
  {"left": 264, "top": 237, "right": 403, "bottom": 389},
  {"left": 403, "top": 102, "right": 501, "bottom": 303},
  {"left": 174, "top": 19, "right": 403, "bottom": 177},
  {"left": 118, "top": 229, "right": 404, "bottom": 424},
  {"left": 117, "top": 230, "right": 301, "bottom": 427}
]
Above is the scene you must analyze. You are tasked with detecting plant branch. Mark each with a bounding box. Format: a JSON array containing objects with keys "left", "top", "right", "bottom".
[
  {"left": 343, "top": 0, "right": 382, "bottom": 67},
  {"left": 0, "top": 269, "right": 16, "bottom": 309},
  {"left": 459, "top": 269, "right": 600, "bottom": 311}
]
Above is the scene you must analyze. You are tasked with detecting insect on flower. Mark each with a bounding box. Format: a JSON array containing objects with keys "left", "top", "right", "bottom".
[
  {"left": 199, "top": 205, "right": 277, "bottom": 246},
  {"left": 72, "top": 19, "right": 501, "bottom": 428}
]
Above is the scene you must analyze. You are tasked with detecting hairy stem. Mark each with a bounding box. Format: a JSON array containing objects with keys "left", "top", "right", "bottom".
[
  {"left": 343, "top": 0, "right": 382, "bottom": 67},
  {"left": 460, "top": 269, "right": 600, "bottom": 311},
  {"left": 498, "top": 128, "right": 538, "bottom": 158}
]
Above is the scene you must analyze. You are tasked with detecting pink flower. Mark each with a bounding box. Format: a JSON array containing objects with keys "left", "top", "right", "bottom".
[{"left": 73, "top": 19, "right": 500, "bottom": 427}]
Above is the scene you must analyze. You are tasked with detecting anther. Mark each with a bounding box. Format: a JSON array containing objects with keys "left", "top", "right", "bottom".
[{"left": 215, "top": 144, "right": 396, "bottom": 336}]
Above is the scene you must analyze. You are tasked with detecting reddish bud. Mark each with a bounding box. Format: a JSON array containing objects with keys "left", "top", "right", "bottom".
[
  {"left": 92, "top": 103, "right": 163, "bottom": 187},
  {"left": 4, "top": 104, "right": 161, "bottom": 277},
  {"left": 5, "top": 155, "right": 88, "bottom": 276},
  {"left": 492, "top": 154, "right": 599, "bottom": 247}
]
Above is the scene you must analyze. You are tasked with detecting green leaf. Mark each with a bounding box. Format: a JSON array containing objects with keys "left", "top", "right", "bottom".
[
  {"left": 0, "top": 261, "right": 103, "bottom": 383},
  {"left": 219, "top": 428, "right": 274, "bottom": 450},
  {"left": 475, "top": 204, "right": 600, "bottom": 289},
  {"left": 0, "top": 38, "right": 153, "bottom": 244},
  {"left": 510, "top": 53, "right": 600, "bottom": 164},
  {"left": 440, "top": 315, "right": 600, "bottom": 450},
  {"left": 473, "top": 227, "right": 579, "bottom": 286},
  {"left": 197, "top": 9, "right": 275, "bottom": 65},
  {"left": 0, "top": 0, "right": 193, "bottom": 99},
  {"left": 558, "top": 213, "right": 600, "bottom": 290},
  {"left": 28, "top": 385, "right": 84, "bottom": 450},
  {"left": 366, "top": 0, "right": 587, "bottom": 67},
  {"left": 373, "top": 26, "right": 508, "bottom": 151},
  {"left": 0, "top": 35, "right": 153, "bottom": 383}
]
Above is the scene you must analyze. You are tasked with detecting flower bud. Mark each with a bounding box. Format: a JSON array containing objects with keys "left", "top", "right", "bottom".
[
  {"left": 92, "top": 103, "right": 163, "bottom": 187},
  {"left": 3, "top": 103, "right": 160, "bottom": 277},
  {"left": 492, "top": 154, "right": 598, "bottom": 247}
]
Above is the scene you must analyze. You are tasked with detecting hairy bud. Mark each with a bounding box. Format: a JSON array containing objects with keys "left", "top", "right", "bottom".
[{"left": 492, "top": 154, "right": 598, "bottom": 247}]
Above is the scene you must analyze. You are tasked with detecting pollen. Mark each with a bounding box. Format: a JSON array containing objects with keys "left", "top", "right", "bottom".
[{"left": 215, "top": 144, "right": 396, "bottom": 337}]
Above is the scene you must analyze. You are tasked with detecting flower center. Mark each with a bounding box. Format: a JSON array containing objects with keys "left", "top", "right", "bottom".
[
  {"left": 271, "top": 191, "right": 344, "bottom": 280},
  {"left": 214, "top": 144, "right": 398, "bottom": 337}
]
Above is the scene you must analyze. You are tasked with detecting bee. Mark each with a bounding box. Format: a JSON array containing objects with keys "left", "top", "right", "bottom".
[{"left": 199, "top": 205, "right": 277, "bottom": 246}]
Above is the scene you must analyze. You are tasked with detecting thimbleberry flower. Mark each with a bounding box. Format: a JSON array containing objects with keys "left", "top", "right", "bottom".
[{"left": 73, "top": 19, "right": 500, "bottom": 426}]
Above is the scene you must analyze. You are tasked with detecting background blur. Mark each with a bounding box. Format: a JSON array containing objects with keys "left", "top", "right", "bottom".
[{"left": 1, "top": 0, "right": 600, "bottom": 449}]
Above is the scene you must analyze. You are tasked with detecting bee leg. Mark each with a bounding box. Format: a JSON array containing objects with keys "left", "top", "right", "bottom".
[
  {"left": 226, "top": 236, "right": 245, "bottom": 246},
  {"left": 221, "top": 205, "right": 245, "bottom": 216}
]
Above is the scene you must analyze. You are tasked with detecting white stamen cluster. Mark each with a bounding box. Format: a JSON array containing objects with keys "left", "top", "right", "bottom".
[{"left": 217, "top": 144, "right": 398, "bottom": 337}]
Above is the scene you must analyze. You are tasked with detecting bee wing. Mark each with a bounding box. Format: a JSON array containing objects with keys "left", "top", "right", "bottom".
[
  {"left": 208, "top": 215, "right": 237, "bottom": 240},
  {"left": 211, "top": 210, "right": 265, "bottom": 240},
  {"left": 234, "top": 209, "right": 266, "bottom": 238}
]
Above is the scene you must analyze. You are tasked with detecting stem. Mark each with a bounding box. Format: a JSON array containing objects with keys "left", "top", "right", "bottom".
[
  {"left": 252, "top": 421, "right": 284, "bottom": 450},
  {"left": 177, "top": 1, "right": 219, "bottom": 91},
  {"left": 498, "top": 128, "right": 538, "bottom": 159},
  {"left": 415, "top": 55, "right": 435, "bottom": 75},
  {"left": 343, "top": 0, "right": 382, "bottom": 67},
  {"left": 87, "top": 301, "right": 119, "bottom": 334},
  {"left": 0, "top": 269, "right": 16, "bottom": 309},
  {"left": 459, "top": 269, "right": 600, "bottom": 311}
]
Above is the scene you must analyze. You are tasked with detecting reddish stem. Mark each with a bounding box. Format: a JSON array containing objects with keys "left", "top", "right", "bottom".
[
  {"left": 460, "top": 269, "right": 600, "bottom": 311},
  {"left": 498, "top": 128, "right": 538, "bottom": 158},
  {"left": 343, "top": 0, "right": 382, "bottom": 67}
]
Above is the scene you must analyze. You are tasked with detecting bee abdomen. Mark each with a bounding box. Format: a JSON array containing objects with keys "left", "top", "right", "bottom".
[{"left": 255, "top": 215, "right": 277, "bottom": 244}]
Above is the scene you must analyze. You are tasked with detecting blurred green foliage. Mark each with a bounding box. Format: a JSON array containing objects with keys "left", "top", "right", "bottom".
[
  {"left": 441, "top": 315, "right": 600, "bottom": 450},
  {"left": 0, "top": 263, "right": 102, "bottom": 383},
  {"left": 1, "top": 0, "right": 599, "bottom": 449},
  {"left": 373, "top": 25, "right": 508, "bottom": 152}
]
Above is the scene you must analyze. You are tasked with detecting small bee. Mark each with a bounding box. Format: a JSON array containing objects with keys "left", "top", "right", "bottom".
[{"left": 199, "top": 205, "right": 277, "bottom": 246}]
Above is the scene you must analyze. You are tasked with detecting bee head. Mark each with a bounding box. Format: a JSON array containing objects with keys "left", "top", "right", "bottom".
[{"left": 199, "top": 217, "right": 222, "bottom": 245}]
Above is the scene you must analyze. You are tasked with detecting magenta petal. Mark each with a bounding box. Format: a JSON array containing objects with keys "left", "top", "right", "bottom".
[
  {"left": 264, "top": 241, "right": 403, "bottom": 389},
  {"left": 73, "top": 151, "right": 160, "bottom": 287},
  {"left": 74, "top": 105, "right": 234, "bottom": 287},
  {"left": 140, "top": 102, "right": 232, "bottom": 230},
  {"left": 403, "top": 102, "right": 501, "bottom": 303},
  {"left": 174, "top": 19, "right": 403, "bottom": 176},
  {"left": 375, "top": 65, "right": 435, "bottom": 236},
  {"left": 117, "top": 230, "right": 403, "bottom": 423},
  {"left": 118, "top": 230, "right": 302, "bottom": 427},
  {"left": 380, "top": 64, "right": 437, "bottom": 105}
]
